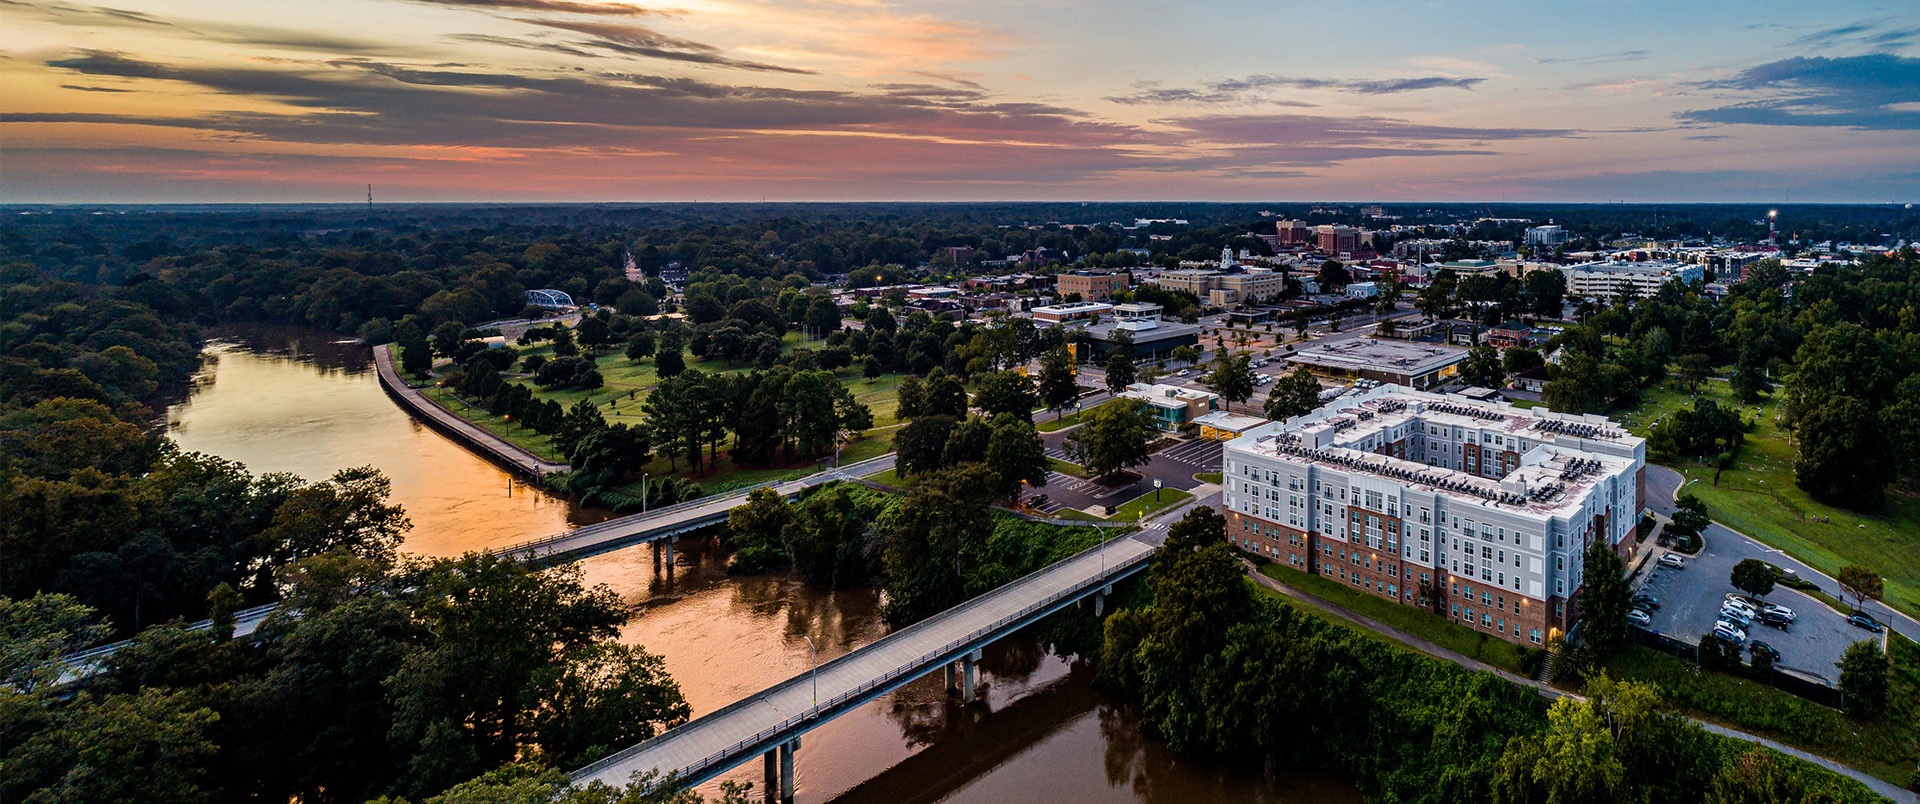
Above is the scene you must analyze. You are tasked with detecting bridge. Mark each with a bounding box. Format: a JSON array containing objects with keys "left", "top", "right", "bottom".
[
  {"left": 569, "top": 520, "right": 1174, "bottom": 800},
  {"left": 58, "top": 454, "right": 898, "bottom": 679}
]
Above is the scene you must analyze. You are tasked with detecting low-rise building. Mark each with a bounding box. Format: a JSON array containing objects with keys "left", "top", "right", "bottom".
[
  {"left": 1122, "top": 383, "right": 1220, "bottom": 430},
  {"left": 1030, "top": 301, "right": 1112, "bottom": 324},
  {"left": 1285, "top": 338, "right": 1468, "bottom": 389},
  {"left": 1083, "top": 317, "right": 1202, "bottom": 360},
  {"left": 1223, "top": 387, "right": 1645, "bottom": 646},
  {"left": 1194, "top": 410, "right": 1270, "bottom": 441}
]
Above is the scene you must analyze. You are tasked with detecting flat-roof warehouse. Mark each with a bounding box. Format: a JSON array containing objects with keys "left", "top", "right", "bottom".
[{"left": 1285, "top": 338, "right": 1467, "bottom": 390}]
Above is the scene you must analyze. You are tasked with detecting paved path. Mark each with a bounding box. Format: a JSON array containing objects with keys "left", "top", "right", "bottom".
[
  {"left": 372, "top": 343, "right": 571, "bottom": 477},
  {"left": 572, "top": 528, "right": 1160, "bottom": 789},
  {"left": 1245, "top": 567, "right": 1916, "bottom": 803}
]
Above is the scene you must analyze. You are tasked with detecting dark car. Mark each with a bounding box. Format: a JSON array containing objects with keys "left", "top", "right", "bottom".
[
  {"left": 1631, "top": 594, "right": 1661, "bottom": 611},
  {"left": 1758, "top": 610, "right": 1791, "bottom": 629},
  {"left": 1748, "top": 641, "right": 1781, "bottom": 662},
  {"left": 1848, "top": 613, "right": 1885, "bottom": 633}
]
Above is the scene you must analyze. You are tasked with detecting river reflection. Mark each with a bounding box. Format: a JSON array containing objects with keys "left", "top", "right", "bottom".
[
  {"left": 172, "top": 327, "right": 1357, "bottom": 804},
  {"left": 165, "top": 325, "right": 609, "bottom": 557}
]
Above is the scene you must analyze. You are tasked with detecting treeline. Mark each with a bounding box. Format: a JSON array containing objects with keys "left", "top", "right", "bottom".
[
  {"left": 4, "top": 552, "right": 690, "bottom": 804},
  {"left": 1101, "top": 508, "right": 1887, "bottom": 804}
]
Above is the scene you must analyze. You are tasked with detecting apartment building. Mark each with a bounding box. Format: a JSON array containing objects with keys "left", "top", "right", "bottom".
[
  {"left": 1316, "top": 225, "right": 1361, "bottom": 255},
  {"left": 1222, "top": 388, "right": 1645, "bottom": 645},
  {"left": 1056, "top": 269, "right": 1130, "bottom": 301}
]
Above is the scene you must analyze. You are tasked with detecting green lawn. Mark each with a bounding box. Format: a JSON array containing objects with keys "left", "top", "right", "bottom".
[
  {"left": 1257, "top": 563, "right": 1538, "bottom": 675},
  {"left": 1595, "top": 637, "right": 1919, "bottom": 786},
  {"left": 433, "top": 344, "right": 908, "bottom": 493},
  {"left": 422, "top": 386, "right": 567, "bottom": 462},
  {"left": 1194, "top": 471, "right": 1223, "bottom": 485},
  {"left": 1048, "top": 457, "right": 1087, "bottom": 478},
  {"left": 1616, "top": 379, "right": 1920, "bottom": 620},
  {"left": 1109, "top": 488, "right": 1192, "bottom": 521},
  {"left": 1249, "top": 579, "right": 1422, "bottom": 653}
]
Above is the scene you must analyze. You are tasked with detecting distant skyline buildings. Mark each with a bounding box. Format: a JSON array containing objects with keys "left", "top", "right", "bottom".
[{"left": 1, "top": 0, "right": 1916, "bottom": 203}]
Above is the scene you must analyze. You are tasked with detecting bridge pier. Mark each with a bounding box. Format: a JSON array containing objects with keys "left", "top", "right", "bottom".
[
  {"left": 961, "top": 649, "right": 981, "bottom": 704},
  {"left": 763, "top": 750, "right": 777, "bottom": 802},
  {"left": 1094, "top": 584, "right": 1112, "bottom": 617},
  {"left": 779, "top": 739, "right": 797, "bottom": 802}
]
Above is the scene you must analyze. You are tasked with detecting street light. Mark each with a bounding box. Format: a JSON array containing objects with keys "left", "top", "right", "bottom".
[{"left": 802, "top": 636, "right": 818, "bottom": 710}]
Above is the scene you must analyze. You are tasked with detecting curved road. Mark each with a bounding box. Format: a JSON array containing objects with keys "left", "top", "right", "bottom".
[{"left": 372, "top": 343, "right": 571, "bottom": 477}]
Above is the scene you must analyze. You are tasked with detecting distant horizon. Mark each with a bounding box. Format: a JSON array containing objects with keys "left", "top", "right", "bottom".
[
  {"left": 4, "top": 199, "right": 1912, "bottom": 209},
  {"left": 5, "top": 1, "right": 1917, "bottom": 203}
]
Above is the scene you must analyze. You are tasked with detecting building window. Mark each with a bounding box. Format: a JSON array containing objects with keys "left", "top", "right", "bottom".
[{"left": 1530, "top": 629, "right": 1542, "bottom": 644}]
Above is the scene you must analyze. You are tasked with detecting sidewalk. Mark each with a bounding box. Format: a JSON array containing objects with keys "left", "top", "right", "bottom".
[{"left": 1243, "top": 564, "right": 1918, "bottom": 804}]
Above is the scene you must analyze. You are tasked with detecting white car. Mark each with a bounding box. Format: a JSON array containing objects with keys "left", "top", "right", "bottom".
[
  {"left": 1658, "top": 554, "right": 1685, "bottom": 569},
  {"left": 1762, "top": 603, "right": 1796, "bottom": 622},
  {"left": 1626, "top": 609, "right": 1652, "bottom": 627},
  {"left": 1712, "top": 622, "right": 1747, "bottom": 644},
  {"left": 1723, "top": 596, "right": 1757, "bottom": 617},
  {"left": 1718, "top": 607, "right": 1752, "bottom": 628}
]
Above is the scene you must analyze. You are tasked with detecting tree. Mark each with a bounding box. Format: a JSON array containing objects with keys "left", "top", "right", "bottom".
[
  {"left": 894, "top": 415, "right": 956, "bottom": 475},
  {"left": 1038, "top": 346, "right": 1080, "bottom": 418},
  {"left": 1461, "top": 345, "right": 1506, "bottom": 388},
  {"left": 881, "top": 463, "right": 998, "bottom": 624},
  {"left": 1579, "top": 536, "right": 1632, "bottom": 658},
  {"left": 1317, "top": 260, "right": 1351, "bottom": 291},
  {"left": 895, "top": 374, "right": 925, "bottom": 419},
  {"left": 400, "top": 336, "right": 433, "bottom": 375},
  {"left": 1675, "top": 353, "right": 1713, "bottom": 391},
  {"left": 973, "top": 370, "right": 1037, "bottom": 421},
  {"left": 1104, "top": 350, "right": 1136, "bottom": 395},
  {"left": 1064, "top": 401, "right": 1157, "bottom": 480},
  {"left": 1836, "top": 565, "right": 1884, "bottom": 611},
  {"left": 576, "top": 316, "right": 614, "bottom": 351},
  {"left": 1837, "top": 641, "right": 1889, "bottom": 718},
  {"left": 984, "top": 414, "right": 1050, "bottom": 501},
  {"left": 784, "top": 485, "right": 878, "bottom": 588},
  {"left": 654, "top": 347, "right": 685, "bottom": 379},
  {"left": 1667, "top": 493, "right": 1710, "bottom": 541},
  {"left": 725, "top": 487, "right": 792, "bottom": 562},
  {"left": 624, "top": 330, "right": 656, "bottom": 362},
  {"left": 1263, "top": 367, "right": 1322, "bottom": 422},
  {"left": 1794, "top": 395, "right": 1893, "bottom": 509},
  {"left": 923, "top": 369, "right": 969, "bottom": 417},
  {"left": 1503, "top": 347, "right": 1545, "bottom": 375},
  {"left": 433, "top": 320, "right": 470, "bottom": 358},
  {"left": 1729, "top": 559, "right": 1776, "bottom": 599},
  {"left": 1162, "top": 504, "right": 1225, "bottom": 552},
  {"left": 1204, "top": 348, "right": 1255, "bottom": 408}
]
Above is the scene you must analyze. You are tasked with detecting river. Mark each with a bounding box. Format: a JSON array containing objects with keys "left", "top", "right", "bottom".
[{"left": 166, "top": 327, "right": 1359, "bottom": 804}]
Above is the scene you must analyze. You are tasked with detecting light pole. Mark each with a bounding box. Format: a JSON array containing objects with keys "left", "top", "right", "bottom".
[{"left": 802, "top": 636, "right": 818, "bottom": 710}]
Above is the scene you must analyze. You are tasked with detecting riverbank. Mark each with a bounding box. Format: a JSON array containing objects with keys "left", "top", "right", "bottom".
[{"left": 372, "top": 342, "right": 573, "bottom": 478}]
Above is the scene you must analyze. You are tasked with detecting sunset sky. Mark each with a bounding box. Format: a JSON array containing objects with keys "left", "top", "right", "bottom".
[{"left": 2, "top": 0, "right": 1916, "bottom": 203}]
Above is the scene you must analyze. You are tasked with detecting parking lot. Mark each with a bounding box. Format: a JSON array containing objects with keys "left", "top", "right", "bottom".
[
  {"left": 1030, "top": 437, "right": 1223, "bottom": 516},
  {"left": 1632, "top": 542, "right": 1880, "bottom": 685}
]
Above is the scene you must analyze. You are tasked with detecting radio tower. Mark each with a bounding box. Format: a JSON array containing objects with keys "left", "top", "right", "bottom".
[{"left": 367, "top": 184, "right": 374, "bottom": 211}]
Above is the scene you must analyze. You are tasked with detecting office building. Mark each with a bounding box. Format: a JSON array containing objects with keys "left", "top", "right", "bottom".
[
  {"left": 1317, "top": 225, "right": 1361, "bottom": 255},
  {"left": 1222, "top": 387, "right": 1646, "bottom": 645},
  {"left": 1276, "top": 220, "right": 1314, "bottom": 245},
  {"left": 1030, "top": 301, "right": 1112, "bottom": 323},
  {"left": 1525, "top": 225, "right": 1569, "bottom": 248}
]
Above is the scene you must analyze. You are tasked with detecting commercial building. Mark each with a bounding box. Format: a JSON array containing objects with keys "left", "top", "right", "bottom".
[
  {"left": 1056, "top": 269, "right": 1130, "bottom": 301},
  {"left": 1145, "top": 268, "right": 1284, "bottom": 308},
  {"left": 1030, "top": 301, "right": 1112, "bottom": 324},
  {"left": 1113, "top": 302, "right": 1163, "bottom": 321},
  {"left": 1524, "top": 225, "right": 1569, "bottom": 247},
  {"left": 1122, "top": 383, "right": 1220, "bottom": 430},
  {"left": 1194, "top": 410, "right": 1270, "bottom": 441},
  {"left": 1276, "top": 219, "right": 1314, "bottom": 245},
  {"left": 1559, "top": 259, "right": 1704, "bottom": 301},
  {"left": 1285, "top": 339, "right": 1468, "bottom": 390},
  {"left": 1222, "top": 387, "right": 1646, "bottom": 645},
  {"left": 1082, "top": 316, "right": 1202, "bottom": 360}
]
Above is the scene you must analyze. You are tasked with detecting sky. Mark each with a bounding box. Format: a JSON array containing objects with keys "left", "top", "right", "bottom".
[{"left": 2, "top": 0, "right": 1917, "bottom": 203}]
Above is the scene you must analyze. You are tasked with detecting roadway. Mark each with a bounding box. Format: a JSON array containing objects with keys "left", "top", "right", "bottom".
[{"left": 371, "top": 343, "right": 572, "bottom": 477}]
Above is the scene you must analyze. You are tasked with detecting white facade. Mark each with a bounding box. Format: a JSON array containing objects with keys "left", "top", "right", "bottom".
[{"left": 1558, "top": 259, "right": 1704, "bottom": 301}]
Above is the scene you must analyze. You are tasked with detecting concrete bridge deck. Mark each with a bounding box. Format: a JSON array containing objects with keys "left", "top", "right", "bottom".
[{"left": 569, "top": 530, "right": 1159, "bottom": 792}]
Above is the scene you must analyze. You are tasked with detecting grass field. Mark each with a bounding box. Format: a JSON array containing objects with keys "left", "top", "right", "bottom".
[
  {"left": 1249, "top": 579, "right": 1420, "bottom": 653},
  {"left": 1257, "top": 563, "right": 1537, "bottom": 675},
  {"left": 422, "top": 386, "right": 567, "bottom": 462},
  {"left": 1595, "top": 636, "right": 1919, "bottom": 786},
  {"left": 1035, "top": 400, "right": 1114, "bottom": 432},
  {"left": 1194, "top": 471, "right": 1223, "bottom": 485},
  {"left": 1616, "top": 379, "right": 1920, "bottom": 620}
]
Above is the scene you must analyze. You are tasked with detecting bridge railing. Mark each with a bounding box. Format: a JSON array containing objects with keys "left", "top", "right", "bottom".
[
  {"left": 61, "top": 603, "right": 280, "bottom": 666},
  {"left": 571, "top": 539, "right": 1152, "bottom": 786},
  {"left": 497, "top": 455, "right": 893, "bottom": 558}
]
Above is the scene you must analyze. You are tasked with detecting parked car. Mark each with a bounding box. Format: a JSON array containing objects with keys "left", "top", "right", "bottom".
[
  {"left": 1631, "top": 594, "right": 1661, "bottom": 611},
  {"left": 1758, "top": 610, "right": 1792, "bottom": 629},
  {"left": 1176, "top": 369, "right": 1190, "bottom": 377},
  {"left": 1718, "top": 607, "right": 1752, "bottom": 628},
  {"left": 1626, "top": 609, "right": 1652, "bottom": 627},
  {"left": 1848, "top": 613, "right": 1885, "bottom": 633},
  {"left": 1026, "top": 493, "right": 1049, "bottom": 507},
  {"left": 1722, "top": 597, "right": 1757, "bottom": 618},
  {"left": 1712, "top": 622, "right": 1747, "bottom": 645},
  {"left": 1761, "top": 603, "right": 1796, "bottom": 622},
  {"left": 1658, "top": 554, "right": 1686, "bottom": 569},
  {"left": 1748, "top": 640, "right": 1781, "bottom": 663}
]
